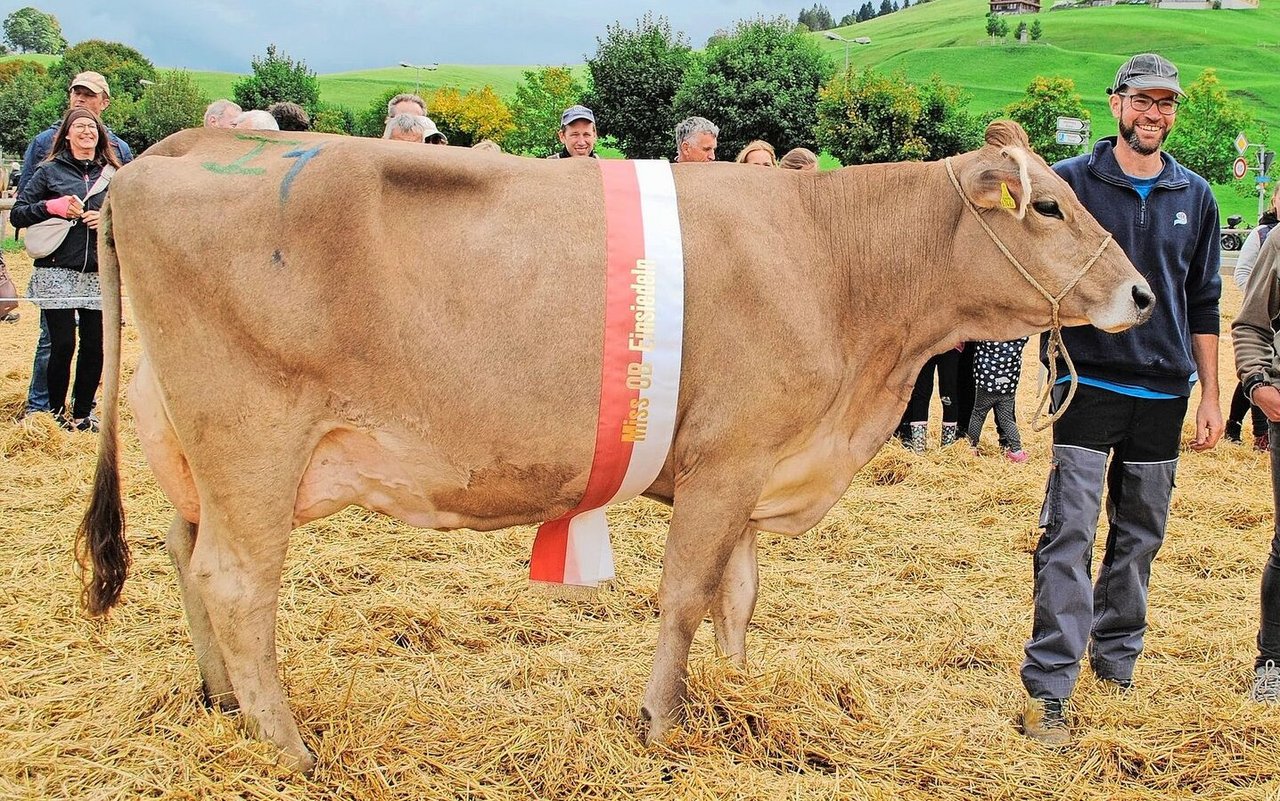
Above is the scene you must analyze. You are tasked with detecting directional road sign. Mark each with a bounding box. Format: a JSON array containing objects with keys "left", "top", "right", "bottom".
[
  {"left": 1056, "top": 131, "right": 1087, "bottom": 146},
  {"left": 1056, "top": 117, "right": 1087, "bottom": 132}
]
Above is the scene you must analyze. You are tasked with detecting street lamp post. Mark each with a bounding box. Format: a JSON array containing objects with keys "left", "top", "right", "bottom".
[
  {"left": 399, "top": 61, "right": 439, "bottom": 95},
  {"left": 822, "top": 32, "right": 871, "bottom": 74}
]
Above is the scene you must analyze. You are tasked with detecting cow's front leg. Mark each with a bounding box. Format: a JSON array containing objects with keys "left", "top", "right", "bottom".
[
  {"left": 641, "top": 475, "right": 758, "bottom": 743},
  {"left": 712, "top": 528, "right": 758, "bottom": 665},
  {"left": 165, "top": 514, "right": 238, "bottom": 710}
]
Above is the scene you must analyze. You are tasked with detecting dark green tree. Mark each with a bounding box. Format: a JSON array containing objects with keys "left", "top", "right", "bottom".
[
  {"left": 584, "top": 13, "right": 693, "bottom": 159},
  {"left": 985, "top": 12, "right": 1010, "bottom": 39},
  {"left": 1002, "top": 76, "right": 1090, "bottom": 163},
  {"left": 24, "top": 88, "right": 65, "bottom": 140},
  {"left": 1029, "top": 19, "right": 1043, "bottom": 40},
  {"left": 816, "top": 68, "right": 981, "bottom": 164},
  {"left": 505, "top": 66, "right": 584, "bottom": 157},
  {"left": 1015, "top": 20, "right": 1028, "bottom": 40},
  {"left": 3, "top": 7, "right": 65, "bottom": 54},
  {"left": 51, "top": 40, "right": 156, "bottom": 101},
  {"left": 797, "top": 3, "right": 835, "bottom": 30},
  {"left": 857, "top": 2, "right": 875, "bottom": 21},
  {"left": 0, "top": 61, "right": 51, "bottom": 155},
  {"left": 879, "top": 0, "right": 893, "bottom": 15},
  {"left": 672, "top": 16, "right": 832, "bottom": 158},
  {"left": 839, "top": 12, "right": 858, "bottom": 25},
  {"left": 232, "top": 44, "right": 320, "bottom": 113},
  {"left": 111, "top": 70, "right": 207, "bottom": 152},
  {"left": 1165, "top": 69, "right": 1255, "bottom": 184},
  {"left": 312, "top": 101, "right": 355, "bottom": 135}
]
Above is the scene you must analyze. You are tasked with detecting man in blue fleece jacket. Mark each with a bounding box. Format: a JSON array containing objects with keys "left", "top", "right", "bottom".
[{"left": 1019, "top": 53, "right": 1223, "bottom": 745}]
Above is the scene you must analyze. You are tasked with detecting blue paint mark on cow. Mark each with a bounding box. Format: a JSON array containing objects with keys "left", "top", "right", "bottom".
[{"left": 280, "top": 146, "right": 324, "bottom": 204}]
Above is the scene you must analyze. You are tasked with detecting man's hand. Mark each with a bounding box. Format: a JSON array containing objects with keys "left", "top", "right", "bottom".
[
  {"left": 82, "top": 210, "right": 99, "bottom": 230},
  {"left": 1189, "top": 397, "right": 1223, "bottom": 451},
  {"left": 1253, "top": 385, "right": 1280, "bottom": 424}
]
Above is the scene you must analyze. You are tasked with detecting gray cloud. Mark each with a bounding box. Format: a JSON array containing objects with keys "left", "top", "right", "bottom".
[{"left": 15, "top": 1, "right": 805, "bottom": 73}]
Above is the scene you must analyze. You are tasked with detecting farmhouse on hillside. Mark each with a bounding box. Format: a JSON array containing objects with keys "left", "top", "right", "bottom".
[{"left": 990, "top": 0, "right": 1041, "bottom": 13}]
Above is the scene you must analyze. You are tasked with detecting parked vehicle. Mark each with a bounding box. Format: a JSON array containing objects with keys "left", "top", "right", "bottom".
[{"left": 1222, "top": 214, "right": 1251, "bottom": 251}]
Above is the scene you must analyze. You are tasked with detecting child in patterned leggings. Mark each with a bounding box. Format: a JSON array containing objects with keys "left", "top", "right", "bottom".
[{"left": 967, "top": 337, "right": 1029, "bottom": 463}]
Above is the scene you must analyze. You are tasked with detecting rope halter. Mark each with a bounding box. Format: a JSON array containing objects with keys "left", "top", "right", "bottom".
[{"left": 943, "top": 156, "right": 1114, "bottom": 432}]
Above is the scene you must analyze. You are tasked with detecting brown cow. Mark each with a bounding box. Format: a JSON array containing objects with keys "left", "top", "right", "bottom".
[{"left": 79, "top": 121, "right": 1152, "bottom": 772}]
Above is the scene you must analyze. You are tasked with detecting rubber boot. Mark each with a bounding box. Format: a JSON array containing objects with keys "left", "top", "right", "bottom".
[
  {"left": 941, "top": 422, "right": 958, "bottom": 447},
  {"left": 909, "top": 422, "right": 927, "bottom": 454}
]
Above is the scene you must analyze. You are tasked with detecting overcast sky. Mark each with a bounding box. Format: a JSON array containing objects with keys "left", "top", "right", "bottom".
[{"left": 16, "top": 1, "right": 805, "bottom": 74}]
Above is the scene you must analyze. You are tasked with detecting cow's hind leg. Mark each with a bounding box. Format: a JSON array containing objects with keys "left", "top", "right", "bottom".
[
  {"left": 641, "top": 475, "right": 758, "bottom": 743},
  {"left": 712, "top": 528, "right": 758, "bottom": 666},
  {"left": 165, "top": 514, "right": 238, "bottom": 710},
  {"left": 191, "top": 495, "right": 314, "bottom": 773}
]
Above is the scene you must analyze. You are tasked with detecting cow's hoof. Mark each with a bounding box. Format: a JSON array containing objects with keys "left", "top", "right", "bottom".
[
  {"left": 639, "top": 704, "right": 678, "bottom": 745},
  {"left": 282, "top": 747, "right": 317, "bottom": 775}
]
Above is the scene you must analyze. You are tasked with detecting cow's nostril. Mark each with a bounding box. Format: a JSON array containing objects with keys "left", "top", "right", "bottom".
[{"left": 1133, "top": 284, "right": 1154, "bottom": 311}]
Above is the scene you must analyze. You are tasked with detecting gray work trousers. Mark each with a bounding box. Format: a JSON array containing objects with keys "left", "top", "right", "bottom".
[{"left": 1021, "top": 445, "right": 1178, "bottom": 699}]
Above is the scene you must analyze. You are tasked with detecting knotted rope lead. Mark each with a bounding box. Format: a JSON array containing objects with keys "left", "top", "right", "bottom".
[{"left": 943, "top": 157, "right": 1113, "bottom": 432}]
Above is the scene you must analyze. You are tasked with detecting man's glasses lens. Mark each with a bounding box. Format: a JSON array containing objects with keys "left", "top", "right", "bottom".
[{"left": 1124, "top": 94, "right": 1178, "bottom": 115}]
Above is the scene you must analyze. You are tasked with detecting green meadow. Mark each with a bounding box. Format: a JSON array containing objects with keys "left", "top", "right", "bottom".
[{"left": 8, "top": 0, "right": 1278, "bottom": 218}]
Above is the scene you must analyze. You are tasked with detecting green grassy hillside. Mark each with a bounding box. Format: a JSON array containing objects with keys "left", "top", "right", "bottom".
[
  {"left": 818, "top": 0, "right": 1280, "bottom": 130},
  {"left": 9, "top": 1, "right": 1277, "bottom": 220}
]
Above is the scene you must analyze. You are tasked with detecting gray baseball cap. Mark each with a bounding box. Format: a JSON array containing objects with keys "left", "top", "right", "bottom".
[
  {"left": 1108, "top": 53, "right": 1183, "bottom": 97},
  {"left": 560, "top": 105, "right": 595, "bottom": 126}
]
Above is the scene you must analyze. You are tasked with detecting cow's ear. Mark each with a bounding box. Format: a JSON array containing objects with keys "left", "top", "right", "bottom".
[{"left": 967, "top": 147, "right": 1031, "bottom": 220}]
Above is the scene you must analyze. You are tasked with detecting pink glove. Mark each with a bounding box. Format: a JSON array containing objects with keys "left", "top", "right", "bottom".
[{"left": 45, "top": 196, "right": 73, "bottom": 218}]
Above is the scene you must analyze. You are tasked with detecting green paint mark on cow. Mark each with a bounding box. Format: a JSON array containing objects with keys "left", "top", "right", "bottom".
[{"left": 202, "top": 134, "right": 306, "bottom": 176}]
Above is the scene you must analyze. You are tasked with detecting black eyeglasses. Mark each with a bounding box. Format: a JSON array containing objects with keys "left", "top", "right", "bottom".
[{"left": 1118, "top": 93, "right": 1179, "bottom": 116}]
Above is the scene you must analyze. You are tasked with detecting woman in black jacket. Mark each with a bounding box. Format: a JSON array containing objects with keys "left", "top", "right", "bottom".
[{"left": 12, "top": 108, "right": 120, "bottom": 431}]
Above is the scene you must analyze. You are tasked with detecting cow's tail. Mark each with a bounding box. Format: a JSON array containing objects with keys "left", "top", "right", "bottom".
[{"left": 76, "top": 195, "right": 129, "bottom": 616}]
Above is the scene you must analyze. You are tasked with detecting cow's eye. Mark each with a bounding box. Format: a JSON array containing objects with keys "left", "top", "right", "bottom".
[{"left": 1032, "top": 199, "right": 1063, "bottom": 219}]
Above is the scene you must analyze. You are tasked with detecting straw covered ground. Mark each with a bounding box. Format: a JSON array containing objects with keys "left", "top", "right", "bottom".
[{"left": 2, "top": 250, "right": 1280, "bottom": 800}]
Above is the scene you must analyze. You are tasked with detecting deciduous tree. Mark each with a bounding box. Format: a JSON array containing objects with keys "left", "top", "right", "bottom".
[
  {"left": 3, "top": 7, "right": 65, "bottom": 54},
  {"left": 1165, "top": 68, "right": 1255, "bottom": 184},
  {"left": 0, "top": 61, "right": 50, "bottom": 154},
  {"left": 114, "top": 70, "right": 207, "bottom": 152},
  {"left": 816, "top": 68, "right": 981, "bottom": 164},
  {"left": 504, "top": 66, "right": 584, "bottom": 158},
  {"left": 51, "top": 40, "right": 155, "bottom": 101},
  {"left": 311, "top": 102, "right": 355, "bottom": 135},
  {"left": 428, "top": 85, "right": 514, "bottom": 147},
  {"left": 584, "top": 13, "right": 693, "bottom": 159},
  {"left": 1002, "top": 76, "right": 1090, "bottom": 163},
  {"left": 233, "top": 44, "right": 320, "bottom": 114},
  {"left": 672, "top": 16, "right": 832, "bottom": 157}
]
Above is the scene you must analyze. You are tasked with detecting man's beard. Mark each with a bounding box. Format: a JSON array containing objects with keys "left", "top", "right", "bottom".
[{"left": 1120, "top": 119, "right": 1166, "bottom": 156}]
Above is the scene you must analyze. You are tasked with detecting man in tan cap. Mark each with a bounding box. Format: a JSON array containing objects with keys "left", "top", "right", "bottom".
[{"left": 18, "top": 70, "right": 134, "bottom": 418}]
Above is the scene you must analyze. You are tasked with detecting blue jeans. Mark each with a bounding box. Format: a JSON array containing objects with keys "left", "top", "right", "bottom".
[{"left": 26, "top": 314, "right": 50, "bottom": 413}]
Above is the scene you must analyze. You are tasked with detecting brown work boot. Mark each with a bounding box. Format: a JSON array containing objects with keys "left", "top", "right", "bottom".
[{"left": 1020, "top": 696, "right": 1071, "bottom": 747}]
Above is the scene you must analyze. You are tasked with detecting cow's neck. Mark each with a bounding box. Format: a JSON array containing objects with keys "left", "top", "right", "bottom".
[{"left": 824, "top": 158, "right": 981, "bottom": 371}]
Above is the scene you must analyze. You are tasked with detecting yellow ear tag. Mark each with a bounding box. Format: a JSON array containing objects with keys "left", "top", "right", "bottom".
[{"left": 999, "top": 182, "right": 1017, "bottom": 210}]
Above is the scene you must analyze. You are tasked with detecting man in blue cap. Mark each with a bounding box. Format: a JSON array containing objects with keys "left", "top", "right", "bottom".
[{"left": 548, "top": 105, "right": 597, "bottom": 159}]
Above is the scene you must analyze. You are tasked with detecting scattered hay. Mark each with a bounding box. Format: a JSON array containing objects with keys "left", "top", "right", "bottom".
[{"left": 3, "top": 254, "right": 1280, "bottom": 799}]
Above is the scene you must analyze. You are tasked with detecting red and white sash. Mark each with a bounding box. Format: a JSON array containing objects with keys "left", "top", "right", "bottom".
[{"left": 529, "top": 159, "right": 684, "bottom": 587}]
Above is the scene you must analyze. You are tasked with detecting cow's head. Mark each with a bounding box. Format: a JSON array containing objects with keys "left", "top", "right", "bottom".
[{"left": 950, "top": 121, "right": 1153, "bottom": 337}]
